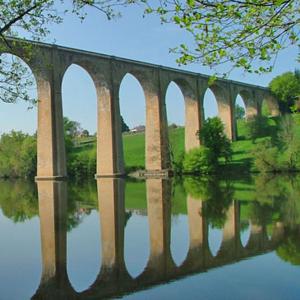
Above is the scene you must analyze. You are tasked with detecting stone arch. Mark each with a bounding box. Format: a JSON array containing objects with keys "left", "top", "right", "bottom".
[
  {"left": 62, "top": 58, "right": 125, "bottom": 177},
  {"left": 165, "top": 77, "right": 201, "bottom": 151},
  {"left": 118, "top": 72, "right": 146, "bottom": 170},
  {"left": 117, "top": 66, "right": 170, "bottom": 173},
  {"left": 0, "top": 52, "right": 38, "bottom": 135},
  {"left": 206, "top": 83, "right": 234, "bottom": 140},
  {"left": 61, "top": 63, "right": 98, "bottom": 137},
  {"left": 0, "top": 48, "right": 67, "bottom": 179},
  {"left": 203, "top": 87, "right": 219, "bottom": 119},
  {"left": 260, "top": 92, "right": 280, "bottom": 117}
]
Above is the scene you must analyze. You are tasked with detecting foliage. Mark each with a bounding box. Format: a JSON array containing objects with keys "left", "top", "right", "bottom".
[
  {"left": 0, "top": 180, "right": 38, "bottom": 222},
  {"left": 168, "top": 126, "right": 185, "bottom": 173},
  {"left": 183, "top": 176, "right": 234, "bottom": 228},
  {"left": 269, "top": 70, "right": 300, "bottom": 113},
  {"left": 0, "top": 0, "right": 132, "bottom": 104},
  {"left": 244, "top": 115, "right": 271, "bottom": 142},
  {"left": 277, "top": 229, "right": 300, "bottom": 265},
  {"left": 235, "top": 104, "right": 245, "bottom": 120},
  {"left": 64, "top": 117, "right": 82, "bottom": 138},
  {"left": 183, "top": 147, "right": 215, "bottom": 174},
  {"left": 67, "top": 146, "right": 96, "bottom": 180},
  {"left": 252, "top": 139, "right": 281, "bottom": 173},
  {"left": 199, "top": 117, "right": 232, "bottom": 163},
  {"left": 0, "top": 131, "right": 36, "bottom": 178},
  {"left": 142, "top": 0, "right": 300, "bottom": 74},
  {"left": 121, "top": 115, "right": 130, "bottom": 132},
  {"left": 253, "top": 114, "right": 300, "bottom": 172}
]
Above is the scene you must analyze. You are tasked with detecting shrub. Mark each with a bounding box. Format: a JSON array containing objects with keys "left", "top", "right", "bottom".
[
  {"left": 253, "top": 140, "right": 281, "bottom": 173},
  {"left": 199, "top": 117, "right": 232, "bottom": 163},
  {"left": 183, "top": 147, "right": 215, "bottom": 174},
  {"left": 244, "top": 115, "right": 270, "bottom": 142}
]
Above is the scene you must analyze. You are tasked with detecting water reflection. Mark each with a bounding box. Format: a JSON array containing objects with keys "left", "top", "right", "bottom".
[{"left": 1, "top": 174, "right": 300, "bottom": 299}]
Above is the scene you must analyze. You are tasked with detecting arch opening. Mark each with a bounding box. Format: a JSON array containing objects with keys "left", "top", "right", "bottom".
[
  {"left": 119, "top": 73, "right": 146, "bottom": 171},
  {"left": 170, "top": 190, "right": 189, "bottom": 267},
  {"left": 240, "top": 220, "right": 251, "bottom": 247},
  {"left": 124, "top": 181, "right": 149, "bottom": 278},
  {"left": 61, "top": 64, "right": 97, "bottom": 178},
  {"left": 165, "top": 81, "right": 185, "bottom": 168},
  {"left": 0, "top": 53, "right": 37, "bottom": 178},
  {"left": 203, "top": 88, "right": 219, "bottom": 120},
  {"left": 208, "top": 225, "right": 223, "bottom": 257},
  {"left": 235, "top": 94, "right": 247, "bottom": 140},
  {"left": 66, "top": 190, "right": 101, "bottom": 292}
]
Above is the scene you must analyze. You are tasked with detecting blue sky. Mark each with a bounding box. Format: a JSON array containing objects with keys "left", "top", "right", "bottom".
[{"left": 0, "top": 4, "right": 298, "bottom": 134}]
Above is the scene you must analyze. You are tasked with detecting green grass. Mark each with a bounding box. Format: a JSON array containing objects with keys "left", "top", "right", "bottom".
[
  {"left": 123, "top": 132, "right": 145, "bottom": 170},
  {"left": 72, "top": 114, "right": 300, "bottom": 174}
]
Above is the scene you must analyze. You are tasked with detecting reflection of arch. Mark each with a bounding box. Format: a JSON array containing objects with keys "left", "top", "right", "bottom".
[
  {"left": 33, "top": 180, "right": 74, "bottom": 299},
  {"left": 240, "top": 220, "right": 251, "bottom": 247},
  {"left": 208, "top": 226, "right": 224, "bottom": 257},
  {"left": 171, "top": 215, "right": 190, "bottom": 267},
  {"left": 142, "top": 178, "right": 176, "bottom": 275}
]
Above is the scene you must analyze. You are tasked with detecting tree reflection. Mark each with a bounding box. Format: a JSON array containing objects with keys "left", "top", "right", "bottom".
[
  {"left": 183, "top": 176, "right": 233, "bottom": 228},
  {"left": 0, "top": 180, "right": 38, "bottom": 222},
  {"left": 277, "top": 228, "right": 300, "bottom": 265}
]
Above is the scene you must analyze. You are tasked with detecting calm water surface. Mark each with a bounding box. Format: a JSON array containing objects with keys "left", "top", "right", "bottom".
[{"left": 1, "top": 175, "right": 300, "bottom": 299}]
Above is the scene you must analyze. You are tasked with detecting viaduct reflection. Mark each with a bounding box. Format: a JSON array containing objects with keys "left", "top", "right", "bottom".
[{"left": 32, "top": 179, "right": 285, "bottom": 299}]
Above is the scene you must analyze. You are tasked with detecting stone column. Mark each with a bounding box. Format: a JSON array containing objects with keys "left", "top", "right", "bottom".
[
  {"left": 184, "top": 79, "right": 203, "bottom": 151},
  {"left": 245, "top": 92, "right": 259, "bottom": 119},
  {"left": 97, "top": 178, "right": 126, "bottom": 278},
  {"left": 95, "top": 60, "right": 125, "bottom": 177},
  {"left": 210, "top": 83, "right": 235, "bottom": 140},
  {"left": 145, "top": 70, "right": 171, "bottom": 176},
  {"left": 33, "top": 180, "right": 73, "bottom": 299},
  {"left": 35, "top": 48, "right": 66, "bottom": 180},
  {"left": 146, "top": 179, "right": 173, "bottom": 276},
  {"left": 185, "top": 196, "right": 209, "bottom": 269},
  {"left": 221, "top": 201, "right": 241, "bottom": 257},
  {"left": 264, "top": 93, "right": 280, "bottom": 116}
]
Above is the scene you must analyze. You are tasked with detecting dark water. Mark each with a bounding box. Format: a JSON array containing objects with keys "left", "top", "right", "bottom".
[{"left": 1, "top": 175, "right": 300, "bottom": 299}]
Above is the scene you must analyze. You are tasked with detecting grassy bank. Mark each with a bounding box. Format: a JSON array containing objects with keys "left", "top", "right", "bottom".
[
  {"left": 73, "top": 120, "right": 274, "bottom": 174},
  {"left": 70, "top": 113, "right": 300, "bottom": 176}
]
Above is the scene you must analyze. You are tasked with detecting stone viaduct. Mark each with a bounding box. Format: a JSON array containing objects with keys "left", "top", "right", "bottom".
[
  {"left": 3, "top": 38, "right": 280, "bottom": 178},
  {"left": 32, "top": 178, "right": 285, "bottom": 299}
]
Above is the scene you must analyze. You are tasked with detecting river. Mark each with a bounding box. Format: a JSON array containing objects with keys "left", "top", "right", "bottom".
[{"left": 1, "top": 174, "right": 300, "bottom": 299}]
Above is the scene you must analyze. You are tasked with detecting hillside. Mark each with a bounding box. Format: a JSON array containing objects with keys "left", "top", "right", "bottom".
[{"left": 72, "top": 114, "right": 300, "bottom": 174}]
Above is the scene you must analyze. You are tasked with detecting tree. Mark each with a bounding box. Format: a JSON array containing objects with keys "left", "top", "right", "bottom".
[
  {"left": 0, "top": 131, "right": 36, "bottom": 178},
  {"left": 235, "top": 104, "right": 245, "bottom": 119},
  {"left": 199, "top": 117, "right": 232, "bottom": 163},
  {"left": 142, "top": 0, "right": 300, "bottom": 74},
  {"left": 63, "top": 117, "right": 82, "bottom": 138},
  {"left": 0, "top": 0, "right": 131, "bottom": 104},
  {"left": 269, "top": 70, "right": 300, "bottom": 113},
  {"left": 121, "top": 115, "right": 130, "bottom": 132}
]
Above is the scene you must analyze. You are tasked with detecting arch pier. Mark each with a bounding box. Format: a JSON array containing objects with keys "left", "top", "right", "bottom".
[{"left": 2, "top": 38, "right": 280, "bottom": 178}]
